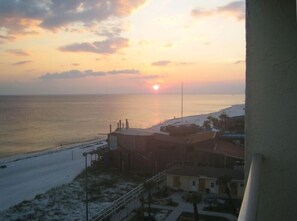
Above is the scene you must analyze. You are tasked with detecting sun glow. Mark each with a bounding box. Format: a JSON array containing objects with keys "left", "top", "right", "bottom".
[{"left": 153, "top": 84, "right": 160, "bottom": 91}]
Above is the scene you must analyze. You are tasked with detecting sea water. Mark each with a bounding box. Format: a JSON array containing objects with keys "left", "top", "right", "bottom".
[{"left": 0, "top": 94, "right": 244, "bottom": 156}]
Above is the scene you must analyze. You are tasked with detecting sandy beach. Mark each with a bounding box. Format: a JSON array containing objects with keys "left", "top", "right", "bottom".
[{"left": 0, "top": 139, "right": 106, "bottom": 211}]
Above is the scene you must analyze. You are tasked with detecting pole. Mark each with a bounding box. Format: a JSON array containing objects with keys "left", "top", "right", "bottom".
[
  {"left": 181, "top": 82, "right": 184, "bottom": 162},
  {"left": 84, "top": 153, "right": 89, "bottom": 221},
  {"left": 181, "top": 82, "right": 183, "bottom": 123}
]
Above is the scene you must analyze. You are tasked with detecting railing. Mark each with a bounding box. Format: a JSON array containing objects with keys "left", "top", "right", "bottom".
[
  {"left": 238, "top": 154, "right": 263, "bottom": 221},
  {"left": 91, "top": 171, "right": 166, "bottom": 221}
]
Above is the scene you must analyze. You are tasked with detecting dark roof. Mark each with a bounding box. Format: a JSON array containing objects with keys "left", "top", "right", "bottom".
[
  {"left": 230, "top": 115, "right": 244, "bottom": 120},
  {"left": 153, "top": 133, "right": 187, "bottom": 144},
  {"left": 187, "top": 131, "right": 217, "bottom": 144},
  {"left": 153, "top": 131, "right": 216, "bottom": 145},
  {"left": 194, "top": 140, "right": 244, "bottom": 159},
  {"left": 165, "top": 166, "right": 244, "bottom": 180}
]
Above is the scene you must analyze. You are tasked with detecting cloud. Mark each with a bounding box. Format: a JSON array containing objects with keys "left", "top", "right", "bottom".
[
  {"left": 107, "top": 69, "right": 139, "bottom": 75},
  {"left": 191, "top": 1, "right": 245, "bottom": 21},
  {"left": 72, "top": 63, "right": 80, "bottom": 66},
  {"left": 0, "top": 0, "right": 147, "bottom": 34},
  {"left": 151, "top": 60, "right": 193, "bottom": 66},
  {"left": 0, "top": 35, "right": 16, "bottom": 41},
  {"left": 12, "top": 60, "right": 32, "bottom": 65},
  {"left": 151, "top": 60, "right": 171, "bottom": 66},
  {"left": 233, "top": 60, "right": 245, "bottom": 64},
  {"left": 59, "top": 37, "right": 129, "bottom": 54},
  {"left": 191, "top": 8, "right": 213, "bottom": 18},
  {"left": 217, "top": 1, "right": 245, "bottom": 20},
  {"left": 96, "top": 26, "right": 124, "bottom": 39},
  {"left": 40, "top": 70, "right": 104, "bottom": 80},
  {"left": 6, "top": 49, "right": 30, "bottom": 56},
  {"left": 40, "top": 69, "right": 140, "bottom": 80}
]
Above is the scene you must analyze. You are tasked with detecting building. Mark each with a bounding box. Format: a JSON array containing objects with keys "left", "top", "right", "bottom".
[
  {"left": 165, "top": 166, "right": 244, "bottom": 198},
  {"left": 108, "top": 128, "right": 157, "bottom": 172},
  {"left": 108, "top": 128, "right": 244, "bottom": 173}
]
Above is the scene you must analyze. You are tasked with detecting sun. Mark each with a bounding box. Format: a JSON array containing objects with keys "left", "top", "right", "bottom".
[{"left": 153, "top": 84, "right": 160, "bottom": 91}]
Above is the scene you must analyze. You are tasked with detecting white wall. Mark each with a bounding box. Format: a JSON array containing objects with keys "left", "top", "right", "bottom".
[{"left": 246, "top": 0, "right": 297, "bottom": 220}]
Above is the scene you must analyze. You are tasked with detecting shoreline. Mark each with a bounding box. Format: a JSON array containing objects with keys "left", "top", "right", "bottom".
[
  {"left": 1, "top": 103, "right": 245, "bottom": 165},
  {"left": 0, "top": 137, "right": 106, "bottom": 165},
  {"left": 150, "top": 103, "right": 245, "bottom": 131}
]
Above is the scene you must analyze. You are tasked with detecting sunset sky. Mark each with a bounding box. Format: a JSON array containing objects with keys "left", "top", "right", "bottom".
[{"left": 0, "top": 0, "right": 245, "bottom": 95}]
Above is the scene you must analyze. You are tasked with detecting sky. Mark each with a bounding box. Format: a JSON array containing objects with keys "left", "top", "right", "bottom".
[{"left": 0, "top": 0, "right": 245, "bottom": 95}]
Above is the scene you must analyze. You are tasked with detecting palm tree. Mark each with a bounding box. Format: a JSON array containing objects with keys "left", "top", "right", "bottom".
[
  {"left": 218, "top": 113, "right": 230, "bottom": 131},
  {"left": 216, "top": 175, "right": 236, "bottom": 213},
  {"left": 216, "top": 175, "right": 232, "bottom": 200},
  {"left": 188, "top": 192, "right": 202, "bottom": 221}
]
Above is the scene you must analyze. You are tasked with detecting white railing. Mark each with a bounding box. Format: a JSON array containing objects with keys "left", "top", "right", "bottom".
[
  {"left": 91, "top": 171, "right": 166, "bottom": 221},
  {"left": 238, "top": 154, "right": 263, "bottom": 221}
]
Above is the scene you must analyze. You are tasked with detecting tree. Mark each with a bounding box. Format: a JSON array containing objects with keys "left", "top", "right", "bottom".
[
  {"left": 216, "top": 175, "right": 236, "bottom": 213},
  {"left": 216, "top": 175, "right": 232, "bottom": 200},
  {"left": 207, "top": 116, "right": 219, "bottom": 129},
  {"left": 188, "top": 193, "right": 202, "bottom": 221},
  {"left": 203, "top": 120, "right": 211, "bottom": 130},
  {"left": 218, "top": 113, "right": 230, "bottom": 131}
]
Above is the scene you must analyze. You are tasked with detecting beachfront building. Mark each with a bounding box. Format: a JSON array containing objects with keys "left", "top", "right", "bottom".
[
  {"left": 165, "top": 166, "right": 244, "bottom": 198},
  {"left": 108, "top": 128, "right": 157, "bottom": 172},
  {"left": 108, "top": 128, "right": 244, "bottom": 173}
]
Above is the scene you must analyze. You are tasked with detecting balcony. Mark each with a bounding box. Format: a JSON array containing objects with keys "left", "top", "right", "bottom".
[{"left": 238, "top": 154, "right": 262, "bottom": 221}]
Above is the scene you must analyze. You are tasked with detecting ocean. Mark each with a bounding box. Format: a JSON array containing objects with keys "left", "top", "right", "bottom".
[{"left": 0, "top": 94, "right": 244, "bottom": 157}]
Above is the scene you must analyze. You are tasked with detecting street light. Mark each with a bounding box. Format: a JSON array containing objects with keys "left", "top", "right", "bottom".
[{"left": 83, "top": 152, "right": 89, "bottom": 221}]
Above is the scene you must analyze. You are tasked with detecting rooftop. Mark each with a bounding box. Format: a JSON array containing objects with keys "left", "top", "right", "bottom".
[
  {"left": 195, "top": 140, "right": 244, "bottom": 159},
  {"left": 166, "top": 165, "right": 244, "bottom": 180},
  {"left": 187, "top": 131, "right": 217, "bottom": 144},
  {"left": 113, "top": 128, "right": 168, "bottom": 136}
]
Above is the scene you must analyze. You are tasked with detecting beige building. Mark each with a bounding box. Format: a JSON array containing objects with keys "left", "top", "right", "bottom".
[{"left": 165, "top": 166, "right": 244, "bottom": 198}]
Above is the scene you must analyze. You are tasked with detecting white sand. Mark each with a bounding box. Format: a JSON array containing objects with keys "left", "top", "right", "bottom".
[
  {"left": 150, "top": 104, "right": 245, "bottom": 131},
  {"left": 0, "top": 140, "right": 106, "bottom": 211}
]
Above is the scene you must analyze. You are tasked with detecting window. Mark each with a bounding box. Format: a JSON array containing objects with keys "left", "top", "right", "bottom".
[{"left": 211, "top": 182, "right": 215, "bottom": 188}]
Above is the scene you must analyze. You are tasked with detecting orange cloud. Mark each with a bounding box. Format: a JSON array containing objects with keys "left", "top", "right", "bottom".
[
  {"left": 59, "top": 38, "right": 129, "bottom": 54},
  {"left": 191, "top": 1, "right": 245, "bottom": 21},
  {"left": 6, "top": 49, "right": 30, "bottom": 56}
]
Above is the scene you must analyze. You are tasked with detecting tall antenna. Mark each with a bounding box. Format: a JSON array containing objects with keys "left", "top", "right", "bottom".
[{"left": 181, "top": 82, "right": 183, "bottom": 124}]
